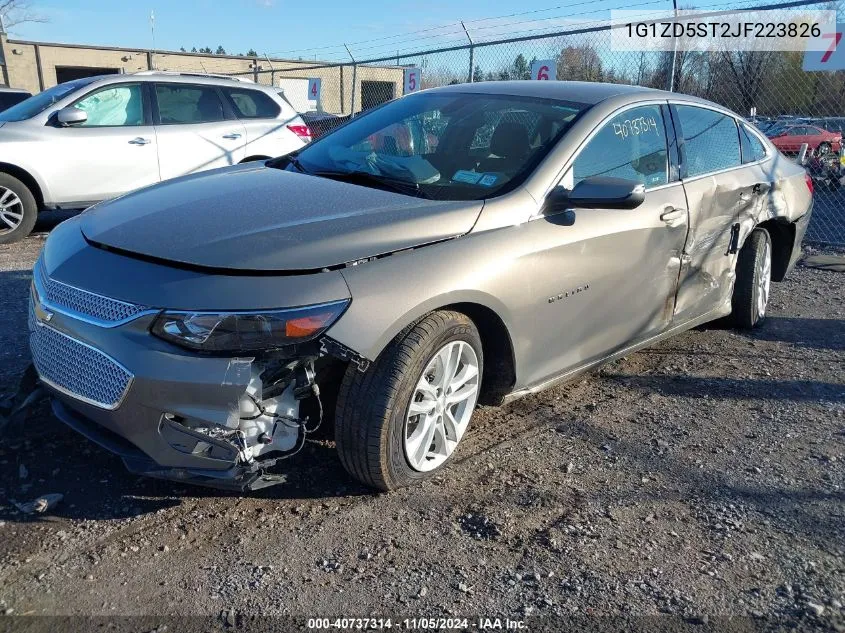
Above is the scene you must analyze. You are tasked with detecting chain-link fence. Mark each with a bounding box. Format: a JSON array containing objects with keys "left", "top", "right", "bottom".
[{"left": 228, "top": 0, "right": 844, "bottom": 244}]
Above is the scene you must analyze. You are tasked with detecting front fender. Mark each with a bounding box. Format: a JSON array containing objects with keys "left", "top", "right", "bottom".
[{"left": 326, "top": 230, "right": 531, "bottom": 382}]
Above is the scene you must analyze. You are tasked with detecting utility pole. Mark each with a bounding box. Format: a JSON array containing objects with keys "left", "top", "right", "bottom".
[
  {"left": 149, "top": 10, "right": 156, "bottom": 70},
  {"left": 461, "top": 21, "right": 475, "bottom": 83},
  {"left": 345, "top": 44, "right": 357, "bottom": 117},
  {"left": 668, "top": 0, "right": 678, "bottom": 92}
]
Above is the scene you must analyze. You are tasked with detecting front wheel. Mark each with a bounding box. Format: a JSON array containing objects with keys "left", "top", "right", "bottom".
[
  {"left": 0, "top": 173, "right": 37, "bottom": 245},
  {"left": 816, "top": 142, "right": 832, "bottom": 157},
  {"left": 335, "top": 310, "right": 483, "bottom": 491},
  {"left": 729, "top": 228, "right": 772, "bottom": 329}
]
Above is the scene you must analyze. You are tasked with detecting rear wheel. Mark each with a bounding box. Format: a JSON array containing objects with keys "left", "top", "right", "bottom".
[
  {"left": 816, "top": 141, "right": 832, "bottom": 157},
  {"left": 0, "top": 173, "right": 37, "bottom": 245},
  {"left": 335, "top": 311, "right": 483, "bottom": 491},
  {"left": 729, "top": 228, "right": 772, "bottom": 329}
]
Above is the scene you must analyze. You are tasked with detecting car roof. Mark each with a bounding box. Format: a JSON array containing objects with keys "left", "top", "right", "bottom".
[
  {"left": 76, "top": 72, "right": 276, "bottom": 93},
  {"left": 425, "top": 80, "right": 668, "bottom": 105}
]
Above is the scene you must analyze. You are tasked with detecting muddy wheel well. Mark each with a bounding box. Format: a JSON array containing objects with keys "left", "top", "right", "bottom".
[
  {"left": 447, "top": 302, "right": 516, "bottom": 406},
  {"left": 756, "top": 218, "right": 795, "bottom": 282},
  {"left": 0, "top": 163, "right": 44, "bottom": 209}
]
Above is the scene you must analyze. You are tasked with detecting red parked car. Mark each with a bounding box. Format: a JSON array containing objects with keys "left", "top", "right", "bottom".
[{"left": 766, "top": 124, "right": 842, "bottom": 156}]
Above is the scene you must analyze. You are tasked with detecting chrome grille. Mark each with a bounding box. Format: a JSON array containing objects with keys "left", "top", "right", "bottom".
[
  {"left": 30, "top": 318, "right": 133, "bottom": 409},
  {"left": 36, "top": 260, "right": 150, "bottom": 325}
]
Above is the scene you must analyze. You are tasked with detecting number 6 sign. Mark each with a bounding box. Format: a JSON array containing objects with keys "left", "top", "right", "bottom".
[
  {"left": 530, "top": 59, "right": 557, "bottom": 81},
  {"left": 404, "top": 68, "right": 421, "bottom": 94}
]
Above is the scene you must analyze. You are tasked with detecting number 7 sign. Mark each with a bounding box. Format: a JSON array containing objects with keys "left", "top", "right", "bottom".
[{"left": 803, "top": 23, "right": 845, "bottom": 71}]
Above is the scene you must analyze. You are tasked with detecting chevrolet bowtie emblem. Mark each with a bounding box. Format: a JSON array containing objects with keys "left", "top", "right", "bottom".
[{"left": 34, "top": 300, "right": 53, "bottom": 323}]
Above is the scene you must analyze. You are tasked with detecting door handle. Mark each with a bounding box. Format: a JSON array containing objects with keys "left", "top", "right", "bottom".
[
  {"left": 128, "top": 137, "right": 151, "bottom": 145},
  {"left": 222, "top": 133, "right": 242, "bottom": 140},
  {"left": 660, "top": 207, "right": 686, "bottom": 227}
]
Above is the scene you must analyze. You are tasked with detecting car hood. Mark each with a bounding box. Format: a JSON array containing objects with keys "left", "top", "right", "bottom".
[{"left": 79, "top": 163, "right": 484, "bottom": 272}]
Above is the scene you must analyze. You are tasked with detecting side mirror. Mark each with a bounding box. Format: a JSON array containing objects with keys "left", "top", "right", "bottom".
[
  {"left": 56, "top": 106, "right": 87, "bottom": 126},
  {"left": 545, "top": 176, "right": 645, "bottom": 213}
]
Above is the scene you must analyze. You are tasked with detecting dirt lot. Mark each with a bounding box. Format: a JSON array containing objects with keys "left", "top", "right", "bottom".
[{"left": 0, "top": 218, "right": 843, "bottom": 631}]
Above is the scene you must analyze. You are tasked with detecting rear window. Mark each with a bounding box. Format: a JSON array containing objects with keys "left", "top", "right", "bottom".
[
  {"left": 739, "top": 124, "right": 768, "bottom": 163},
  {"left": 224, "top": 88, "right": 280, "bottom": 119},
  {"left": 0, "top": 92, "right": 30, "bottom": 112},
  {"left": 155, "top": 84, "right": 227, "bottom": 124}
]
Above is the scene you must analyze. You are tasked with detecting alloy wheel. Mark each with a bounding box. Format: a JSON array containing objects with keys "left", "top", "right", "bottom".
[
  {"left": 0, "top": 186, "right": 24, "bottom": 235},
  {"left": 757, "top": 239, "right": 772, "bottom": 318},
  {"left": 403, "top": 340, "right": 480, "bottom": 472}
]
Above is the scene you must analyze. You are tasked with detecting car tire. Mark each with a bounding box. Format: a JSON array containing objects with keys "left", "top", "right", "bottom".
[
  {"left": 816, "top": 142, "right": 831, "bottom": 157},
  {"left": 729, "top": 228, "right": 772, "bottom": 329},
  {"left": 335, "top": 310, "right": 483, "bottom": 491},
  {"left": 0, "top": 173, "right": 37, "bottom": 245}
]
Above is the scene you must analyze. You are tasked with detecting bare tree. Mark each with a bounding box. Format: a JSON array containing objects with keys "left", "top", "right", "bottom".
[{"left": 0, "top": 0, "right": 47, "bottom": 33}]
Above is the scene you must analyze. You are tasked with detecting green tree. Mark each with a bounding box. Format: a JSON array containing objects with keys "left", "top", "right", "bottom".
[
  {"left": 215, "top": 45, "right": 226, "bottom": 55},
  {"left": 512, "top": 53, "right": 530, "bottom": 80},
  {"left": 247, "top": 48, "right": 258, "bottom": 57},
  {"left": 472, "top": 64, "right": 484, "bottom": 82},
  {"left": 191, "top": 46, "right": 197, "bottom": 53}
]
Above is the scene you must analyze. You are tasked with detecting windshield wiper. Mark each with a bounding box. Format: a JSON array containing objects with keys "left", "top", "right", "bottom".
[
  {"left": 312, "top": 170, "right": 427, "bottom": 198},
  {"left": 267, "top": 154, "right": 308, "bottom": 173}
]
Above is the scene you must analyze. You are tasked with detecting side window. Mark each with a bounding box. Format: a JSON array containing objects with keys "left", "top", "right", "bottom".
[
  {"left": 676, "top": 105, "right": 740, "bottom": 178},
  {"left": 573, "top": 104, "right": 668, "bottom": 189},
  {"left": 805, "top": 127, "right": 821, "bottom": 136},
  {"left": 72, "top": 84, "right": 144, "bottom": 127},
  {"left": 225, "top": 88, "right": 281, "bottom": 119},
  {"left": 739, "top": 123, "right": 767, "bottom": 164},
  {"left": 155, "top": 84, "right": 226, "bottom": 124}
]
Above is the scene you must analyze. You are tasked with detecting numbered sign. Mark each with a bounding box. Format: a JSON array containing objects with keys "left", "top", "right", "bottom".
[
  {"left": 530, "top": 59, "right": 556, "bottom": 81},
  {"left": 307, "top": 78, "right": 321, "bottom": 102},
  {"left": 803, "top": 23, "right": 845, "bottom": 71},
  {"left": 404, "top": 68, "right": 421, "bottom": 94}
]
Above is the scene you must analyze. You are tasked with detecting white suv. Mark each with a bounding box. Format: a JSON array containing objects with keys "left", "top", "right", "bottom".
[{"left": 0, "top": 72, "right": 312, "bottom": 243}]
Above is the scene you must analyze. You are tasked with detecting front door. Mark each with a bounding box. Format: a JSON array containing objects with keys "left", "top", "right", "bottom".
[
  {"left": 43, "top": 82, "right": 160, "bottom": 205},
  {"left": 153, "top": 83, "right": 246, "bottom": 181},
  {"left": 524, "top": 103, "right": 688, "bottom": 387}
]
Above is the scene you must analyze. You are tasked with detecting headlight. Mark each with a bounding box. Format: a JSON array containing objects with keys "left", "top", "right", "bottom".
[{"left": 150, "top": 300, "right": 349, "bottom": 352}]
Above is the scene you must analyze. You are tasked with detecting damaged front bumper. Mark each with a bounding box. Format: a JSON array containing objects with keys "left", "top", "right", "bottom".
[{"left": 28, "top": 255, "right": 352, "bottom": 492}]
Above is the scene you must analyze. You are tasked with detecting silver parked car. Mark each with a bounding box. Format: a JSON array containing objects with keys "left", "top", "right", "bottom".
[
  {"left": 0, "top": 72, "right": 312, "bottom": 244},
  {"left": 29, "top": 81, "right": 812, "bottom": 491}
]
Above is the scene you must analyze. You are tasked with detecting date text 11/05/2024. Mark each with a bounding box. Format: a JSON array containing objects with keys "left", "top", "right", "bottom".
[{"left": 306, "top": 618, "right": 527, "bottom": 630}]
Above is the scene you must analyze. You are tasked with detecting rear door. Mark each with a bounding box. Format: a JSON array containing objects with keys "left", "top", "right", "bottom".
[
  {"left": 39, "top": 82, "right": 160, "bottom": 205},
  {"left": 672, "top": 104, "right": 768, "bottom": 321},
  {"left": 221, "top": 86, "right": 306, "bottom": 158},
  {"left": 152, "top": 82, "right": 246, "bottom": 180}
]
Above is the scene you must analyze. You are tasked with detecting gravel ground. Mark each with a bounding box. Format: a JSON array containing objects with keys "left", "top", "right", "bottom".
[{"left": 0, "top": 220, "right": 842, "bottom": 630}]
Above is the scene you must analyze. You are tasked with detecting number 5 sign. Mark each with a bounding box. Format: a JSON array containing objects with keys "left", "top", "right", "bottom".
[
  {"left": 307, "top": 78, "right": 321, "bottom": 102},
  {"left": 530, "top": 59, "right": 556, "bottom": 81},
  {"left": 404, "top": 68, "right": 422, "bottom": 94},
  {"left": 803, "top": 23, "right": 845, "bottom": 71}
]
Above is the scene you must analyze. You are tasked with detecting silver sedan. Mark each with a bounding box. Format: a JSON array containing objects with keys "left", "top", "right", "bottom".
[{"left": 29, "top": 81, "right": 812, "bottom": 491}]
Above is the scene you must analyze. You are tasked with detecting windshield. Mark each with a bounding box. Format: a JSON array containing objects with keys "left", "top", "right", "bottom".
[
  {"left": 280, "top": 92, "right": 588, "bottom": 201},
  {"left": 0, "top": 77, "right": 98, "bottom": 122}
]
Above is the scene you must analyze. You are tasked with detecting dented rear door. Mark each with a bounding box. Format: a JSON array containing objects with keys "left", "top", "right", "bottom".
[{"left": 671, "top": 104, "right": 759, "bottom": 321}]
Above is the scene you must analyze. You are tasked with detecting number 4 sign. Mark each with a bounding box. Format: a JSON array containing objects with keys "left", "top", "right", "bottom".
[
  {"left": 803, "top": 23, "right": 845, "bottom": 71},
  {"left": 404, "top": 68, "right": 421, "bottom": 94},
  {"left": 307, "top": 78, "right": 321, "bottom": 102},
  {"left": 530, "top": 59, "right": 557, "bottom": 81}
]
